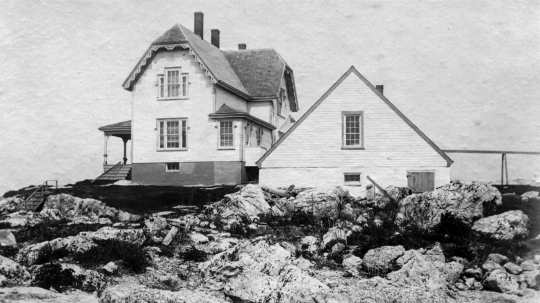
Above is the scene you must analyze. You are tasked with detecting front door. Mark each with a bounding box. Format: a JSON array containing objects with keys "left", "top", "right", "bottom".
[{"left": 407, "top": 171, "right": 435, "bottom": 193}]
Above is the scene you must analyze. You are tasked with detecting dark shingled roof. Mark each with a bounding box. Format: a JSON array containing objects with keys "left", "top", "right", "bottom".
[
  {"left": 215, "top": 104, "right": 244, "bottom": 114},
  {"left": 223, "top": 49, "right": 286, "bottom": 98},
  {"left": 98, "top": 120, "right": 131, "bottom": 131},
  {"left": 123, "top": 23, "right": 298, "bottom": 110}
]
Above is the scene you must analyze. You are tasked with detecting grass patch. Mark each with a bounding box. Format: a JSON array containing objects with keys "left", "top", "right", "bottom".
[
  {"left": 71, "top": 239, "right": 151, "bottom": 273},
  {"left": 181, "top": 246, "right": 207, "bottom": 262},
  {"left": 13, "top": 220, "right": 102, "bottom": 244},
  {"left": 32, "top": 263, "right": 82, "bottom": 292},
  {"left": 4, "top": 182, "right": 240, "bottom": 214},
  {"left": 0, "top": 246, "right": 19, "bottom": 259}
]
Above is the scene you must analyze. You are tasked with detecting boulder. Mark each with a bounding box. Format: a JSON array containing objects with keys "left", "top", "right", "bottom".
[
  {"left": 190, "top": 233, "right": 209, "bottom": 244},
  {"left": 464, "top": 268, "right": 483, "bottom": 280},
  {"left": 472, "top": 210, "right": 530, "bottom": 240},
  {"left": 486, "top": 253, "right": 509, "bottom": 265},
  {"left": 0, "top": 211, "right": 41, "bottom": 227},
  {"left": 322, "top": 227, "right": 347, "bottom": 248},
  {"left": 0, "top": 286, "right": 97, "bottom": 303},
  {"left": 342, "top": 255, "right": 362, "bottom": 270},
  {"left": 293, "top": 186, "right": 352, "bottom": 218},
  {"left": 521, "top": 260, "right": 536, "bottom": 271},
  {"left": 82, "top": 227, "right": 146, "bottom": 245},
  {"left": 398, "top": 180, "right": 501, "bottom": 228},
  {"left": 331, "top": 242, "right": 346, "bottom": 254},
  {"left": 362, "top": 245, "right": 405, "bottom": 275},
  {"left": 443, "top": 261, "right": 464, "bottom": 283},
  {"left": 44, "top": 194, "right": 118, "bottom": 219},
  {"left": 385, "top": 185, "right": 413, "bottom": 201},
  {"left": 40, "top": 208, "right": 65, "bottom": 222},
  {"left": 300, "top": 236, "right": 319, "bottom": 252},
  {"left": 0, "top": 230, "right": 16, "bottom": 246},
  {"left": 482, "top": 260, "right": 505, "bottom": 273},
  {"left": 102, "top": 262, "right": 118, "bottom": 275},
  {"left": 483, "top": 268, "right": 519, "bottom": 293},
  {"left": 99, "top": 283, "right": 229, "bottom": 303},
  {"left": 214, "top": 184, "right": 272, "bottom": 220},
  {"left": 518, "top": 269, "right": 540, "bottom": 289},
  {"left": 504, "top": 262, "right": 523, "bottom": 275},
  {"left": 386, "top": 247, "right": 447, "bottom": 290},
  {"left": 144, "top": 215, "right": 168, "bottom": 234},
  {"left": 521, "top": 191, "right": 539, "bottom": 202},
  {"left": 0, "top": 255, "right": 31, "bottom": 285},
  {"left": 280, "top": 241, "right": 297, "bottom": 258},
  {"left": 292, "top": 257, "right": 313, "bottom": 270},
  {"left": 117, "top": 210, "right": 141, "bottom": 222},
  {"left": 0, "top": 197, "right": 23, "bottom": 213}
]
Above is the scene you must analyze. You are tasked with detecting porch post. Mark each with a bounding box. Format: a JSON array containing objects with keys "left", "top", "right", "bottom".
[
  {"left": 122, "top": 137, "right": 128, "bottom": 164},
  {"left": 103, "top": 134, "right": 110, "bottom": 165}
]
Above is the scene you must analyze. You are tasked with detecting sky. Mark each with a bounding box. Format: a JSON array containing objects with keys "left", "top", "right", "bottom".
[{"left": 1, "top": 0, "right": 539, "bottom": 195}]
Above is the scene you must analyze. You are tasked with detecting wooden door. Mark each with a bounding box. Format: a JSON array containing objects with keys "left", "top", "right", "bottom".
[{"left": 407, "top": 171, "right": 435, "bottom": 193}]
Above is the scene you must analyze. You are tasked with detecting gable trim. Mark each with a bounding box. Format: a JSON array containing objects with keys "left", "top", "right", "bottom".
[
  {"left": 122, "top": 43, "right": 218, "bottom": 91},
  {"left": 256, "top": 66, "right": 453, "bottom": 167}
]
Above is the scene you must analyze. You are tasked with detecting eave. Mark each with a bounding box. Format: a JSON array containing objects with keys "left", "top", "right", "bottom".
[{"left": 208, "top": 112, "right": 276, "bottom": 130}]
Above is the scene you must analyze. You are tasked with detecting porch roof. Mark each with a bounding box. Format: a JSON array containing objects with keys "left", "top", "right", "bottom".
[{"left": 98, "top": 120, "right": 131, "bottom": 137}]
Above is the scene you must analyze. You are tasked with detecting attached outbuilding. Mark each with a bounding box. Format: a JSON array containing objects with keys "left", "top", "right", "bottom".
[{"left": 256, "top": 66, "right": 453, "bottom": 192}]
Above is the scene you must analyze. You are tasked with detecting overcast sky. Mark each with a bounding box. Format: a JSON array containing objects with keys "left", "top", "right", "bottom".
[{"left": 1, "top": 0, "right": 539, "bottom": 194}]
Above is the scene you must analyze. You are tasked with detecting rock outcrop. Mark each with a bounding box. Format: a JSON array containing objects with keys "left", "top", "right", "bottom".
[
  {"left": 398, "top": 181, "right": 501, "bottom": 228},
  {"left": 471, "top": 210, "right": 530, "bottom": 240},
  {"left": 0, "top": 255, "right": 31, "bottom": 285},
  {"left": 44, "top": 194, "right": 119, "bottom": 219}
]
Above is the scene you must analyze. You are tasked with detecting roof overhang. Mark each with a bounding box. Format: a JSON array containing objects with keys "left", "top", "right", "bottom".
[
  {"left": 208, "top": 113, "right": 276, "bottom": 130},
  {"left": 98, "top": 120, "right": 131, "bottom": 138}
]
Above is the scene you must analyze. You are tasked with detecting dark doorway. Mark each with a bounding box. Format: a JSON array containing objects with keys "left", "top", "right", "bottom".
[{"left": 245, "top": 167, "right": 259, "bottom": 183}]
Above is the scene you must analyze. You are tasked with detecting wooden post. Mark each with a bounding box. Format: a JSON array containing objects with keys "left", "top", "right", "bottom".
[
  {"left": 366, "top": 175, "right": 395, "bottom": 203},
  {"left": 504, "top": 153, "right": 509, "bottom": 185},
  {"left": 501, "top": 153, "right": 504, "bottom": 186},
  {"left": 103, "top": 134, "right": 110, "bottom": 165},
  {"left": 122, "top": 137, "right": 128, "bottom": 164}
]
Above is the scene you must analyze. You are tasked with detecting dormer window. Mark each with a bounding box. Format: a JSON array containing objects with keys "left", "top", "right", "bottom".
[{"left": 158, "top": 68, "right": 188, "bottom": 99}]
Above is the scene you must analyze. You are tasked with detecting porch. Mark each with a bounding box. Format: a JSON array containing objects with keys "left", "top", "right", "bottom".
[{"left": 97, "top": 120, "right": 132, "bottom": 180}]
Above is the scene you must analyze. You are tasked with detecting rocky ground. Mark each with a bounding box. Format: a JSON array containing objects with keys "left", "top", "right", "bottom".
[{"left": 0, "top": 181, "right": 539, "bottom": 302}]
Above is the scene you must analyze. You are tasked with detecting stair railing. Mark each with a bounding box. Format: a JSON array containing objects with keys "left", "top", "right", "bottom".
[
  {"left": 23, "top": 180, "right": 58, "bottom": 211},
  {"left": 92, "top": 161, "right": 121, "bottom": 183}
]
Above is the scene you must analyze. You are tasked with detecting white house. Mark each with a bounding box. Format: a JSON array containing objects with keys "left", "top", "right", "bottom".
[
  {"left": 257, "top": 66, "right": 453, "bottom": 192},
  {"left": 97, "top": 12, "right": 298, "bottom": 185}
]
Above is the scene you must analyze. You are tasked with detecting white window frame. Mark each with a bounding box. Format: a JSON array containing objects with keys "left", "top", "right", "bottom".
[
  {"left": 344, "top": 172, "right": 361, "bottom": 185},
  {"left": 157, "top": 68, "right": 188, "bottom": 100},
  {"left": 157, "top": 118, "right": 188, "bottom": 151},
  {"left": 218, "top": 120, "right": 235, "bottom": 149},
  {"left": 166, "top": 163, "right": 180, "bottom": 172},
  {"left": 342, "top": 111, "right": 364, "bottom": 149}
]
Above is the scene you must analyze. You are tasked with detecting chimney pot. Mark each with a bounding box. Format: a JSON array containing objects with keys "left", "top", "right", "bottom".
[
  {"left": 194, "top": 12, "right": 204, "bottom": 39},
  {"left": 238, "top": 43, "right": 246, "bottom": 50},
  {"left": 211, "top": 29, "right": 220, "bottom": 48},
  {"left": 376, "top": 85, "right": 384, "bottom": 95}
]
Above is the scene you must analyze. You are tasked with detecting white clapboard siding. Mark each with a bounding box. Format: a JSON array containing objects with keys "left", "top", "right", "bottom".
[
  {"left": 261, "top": 68, "right": 449, "bottom": 168},
  {"left": 132, "top": 50, "right": 242, "bottom": 163},
  {"left": 215, "top": 87, "right": 248, "bottom": 112}
]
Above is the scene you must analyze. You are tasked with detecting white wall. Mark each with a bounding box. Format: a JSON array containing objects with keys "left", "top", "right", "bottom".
[
  {"left": 131, "top": 50, "right": 242, "bottom": 163},
  {"left": 215, "top": 86, "right": 247, "bottom": 112},
  {"left": 260, "top": 166, "right": 450, "bottom": 190},
  {"left": 248, "top": 101, "right": 273, "bottom": 124},
  {"left": 260, "top": 71, "right": 450, "bottom": 187}
]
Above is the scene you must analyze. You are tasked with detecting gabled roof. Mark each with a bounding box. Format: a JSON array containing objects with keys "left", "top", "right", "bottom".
[
  {"left": 123, "top": 24, "right": 249, "bottom": 97},
  {"left": 223, "top": 49, "right": 287, "bottom": 98},
  {"left": 214, "top": 104, "right": 244, "bottom": 114},
  {"left": 122, "top": 23, "right": 298, "bottom": 109},
  {"left": 256, "top": 66, "right": 454, "bottom": 167}
]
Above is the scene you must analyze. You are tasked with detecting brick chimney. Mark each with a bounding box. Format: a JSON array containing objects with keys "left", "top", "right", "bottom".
[
  {"left": 211, "top": 29, "right": 220, "bottom": 48},
  {"left": 376, "top": 85, "right": 384, "bottom": 95},
  {"left": 238, "top": 43, "right": 246, "bottom": 50},
  {"left": 194, "top": 12, "right": 204, "bottom": 39}
]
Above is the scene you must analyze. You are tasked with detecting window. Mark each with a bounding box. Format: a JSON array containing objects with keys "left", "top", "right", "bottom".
[
  {"left": 219, "top": 121, "right": 234, "bottom": 148},
  {"left": 256, "top": 128, "right": 263, "bottom": 146},
  {"left": 166, "top": 163, "right": 180, "bottom": 172},
  {"left": 342, "top": 111, "right": 364, "bottom": 148},
  {"left": 344, "top": 173, "right": 361, "bottom": 184},
  {"left": 278, "top": 88, "right": 286, "bottom": 116},
  {"left": 158, "top": 69, "right": 188, "bottom": 99},
  {"left": 158, "top": 119, "right": 187, "bottom": 150}
]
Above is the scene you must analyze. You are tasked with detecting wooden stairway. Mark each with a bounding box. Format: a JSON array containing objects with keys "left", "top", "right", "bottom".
[
  {"left": 22, "top": 180, "right": 58, "bottom": 212},
  {"left": 95, "top": 162, "right": 132, "bottom": 181}
]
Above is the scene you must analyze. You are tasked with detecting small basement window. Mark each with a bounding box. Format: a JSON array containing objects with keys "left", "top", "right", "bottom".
[
  {"left": 166, "top": 163, "right": 180, "bottom": 172},
  {"left": 344, "top": 173, "right": 361, "bottom": 184}
]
